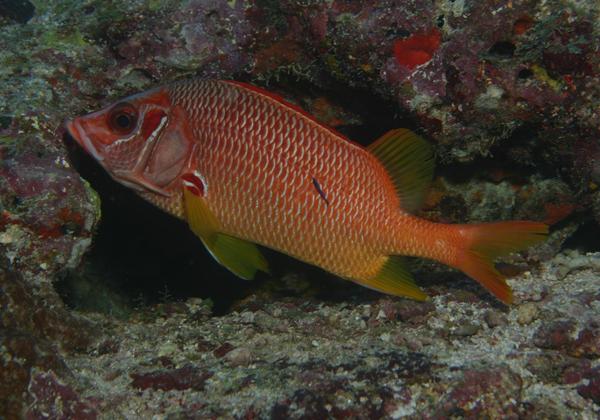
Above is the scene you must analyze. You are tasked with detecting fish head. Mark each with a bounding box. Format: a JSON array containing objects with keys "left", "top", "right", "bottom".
[{"left": 66, "top": 87, "right": 194, "bottom": 197}]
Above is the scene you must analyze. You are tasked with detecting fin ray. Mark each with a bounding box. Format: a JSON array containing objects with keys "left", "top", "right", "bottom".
[
  {"left": 183, "top": 188, "right": 269, "bottom": 280},
  {"left": 211, "top": 234, "right": 270, "bottom": 280},
  {"left": 456, "top": 221, "right": 549, "bottom": 304},
  {"left": 355, "top": 256, "right": 428, "bottom": 301},
  {"left": 368, "top": 129, "right": 434, "bottom": 213}
]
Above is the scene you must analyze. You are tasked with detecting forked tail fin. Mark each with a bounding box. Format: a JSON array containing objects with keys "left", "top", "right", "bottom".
[{"left": 454, "top": 221, "right": 548, "bottom": 304}]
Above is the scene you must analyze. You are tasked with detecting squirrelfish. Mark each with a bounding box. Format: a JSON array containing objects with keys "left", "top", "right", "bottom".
[{"left": 66, "top": 79, "right": 547, "bottom": 303}]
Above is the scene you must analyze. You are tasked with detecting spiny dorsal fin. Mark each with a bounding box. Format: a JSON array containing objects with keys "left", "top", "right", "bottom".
[
  {"left": 183, "top": 188, "right": 269, "bottom": 280},
  {"left": 367, "top": 129, "right": 434, "bottom": 213},
  {"left": 356, "top": 255, "right": 428, "bottom": 301}
]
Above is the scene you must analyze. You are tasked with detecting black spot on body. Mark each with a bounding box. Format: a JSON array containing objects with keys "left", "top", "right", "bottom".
[{"left": 312, "top": 177, "right": 330, "bottom": 205}]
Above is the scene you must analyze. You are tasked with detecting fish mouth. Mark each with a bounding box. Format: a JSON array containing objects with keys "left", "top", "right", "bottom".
[
  {"left": 114, "top": 174, "right": 171, "bottom": 197},
  {"left": 65, "top": 118, "right": 104, "bottom": 162}
]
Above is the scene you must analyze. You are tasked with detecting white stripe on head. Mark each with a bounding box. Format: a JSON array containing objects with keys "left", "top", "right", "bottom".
[
  {"left": 146, "top": 116, "right": 168, "bottom": 145},
  {"left": 183, "top": 180, "right": 197, "bottom": 189},
  {"left": 192, "top": 170, "right": 208, "bottom": 193},
  {"left": 112, "top": 132, "right": 137, "bottom": 146}
]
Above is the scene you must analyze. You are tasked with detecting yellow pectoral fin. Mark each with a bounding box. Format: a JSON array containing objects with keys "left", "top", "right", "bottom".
[
  {"left": 356, "top": 255, "right": 428, "bottom": 301},
  {"left": 210, "top": 234, "right": 270, "bottom": 280},
  {"left": 183, "top": 188, "right": 269, "bottom": 280},
  {"left": 183, "top": 187, "right": 220, "bottom": 238}
]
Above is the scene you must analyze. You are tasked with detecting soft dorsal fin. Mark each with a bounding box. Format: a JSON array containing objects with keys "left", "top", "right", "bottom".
[
  {"left": 183, "top": 188, "right": 269, "bottom": 280},
  {"left": 367, "top": 129, "right": 434, "bottom": 213},
  {"left": 355, "top": 256, "right": 428, "bottom": 301}
]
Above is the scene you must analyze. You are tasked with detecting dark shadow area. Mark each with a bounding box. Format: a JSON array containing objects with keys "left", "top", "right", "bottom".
[
  {"left": 0, "top": 0, "right": 35, "bottom": 24},
  {"left": 487, "top": 41, "right": 516, "bottom": 58},
  {"left": 436, "top": 124, "right": 545, "bottom": 184},
  {"left": 561, "top": 220, "right": 600, "bottom": 253}
]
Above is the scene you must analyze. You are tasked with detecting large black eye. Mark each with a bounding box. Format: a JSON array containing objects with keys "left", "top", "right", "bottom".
[
  {"left": 108, "top": 103, "right": 138, "bottom": 134},
  {"left": 115, "top": 113, "right": 132, "bottom": 129}
]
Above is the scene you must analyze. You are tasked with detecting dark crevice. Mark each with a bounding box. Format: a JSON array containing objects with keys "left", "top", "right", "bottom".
[
  {"left": 0, "top": 114, "right": 12, "bottom": 129},
  {"left": 436, "top": 15, "right": 445, "bottom": 28},
  {"left": 488, "top": 41, "right": 516, "bottom": 58},
  {"left": 561, "top": 220, "right": 600, "bottom": 253},
  {"left": 0, "top": 0, "right": 35, "bottom": 24},
  {"left": 517, "top": 68, "right": 534, "bottom": 80}
]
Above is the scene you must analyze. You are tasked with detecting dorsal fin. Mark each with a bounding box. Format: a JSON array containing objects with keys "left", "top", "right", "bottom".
[{"left": 367, "top": 129, "right": 434, "bottom": 213}]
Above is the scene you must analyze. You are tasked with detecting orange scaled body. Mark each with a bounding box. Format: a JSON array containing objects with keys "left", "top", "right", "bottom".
[
  {"left": 67, "top": 79, "right": 547, "bottom": 303},
  {"left": 175, "top": 81, "right": 430, "bottom": 280}
]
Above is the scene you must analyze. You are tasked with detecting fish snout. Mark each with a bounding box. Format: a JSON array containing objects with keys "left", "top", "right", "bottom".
[
  {"left": 64, "top": 118, "right": 78, "bottom": 142},
  {"left": 64, "top": 117, "right": 104, "bottom": 162}
]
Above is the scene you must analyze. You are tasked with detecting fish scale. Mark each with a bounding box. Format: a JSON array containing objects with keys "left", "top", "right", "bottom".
[{"left": 168, "top": 80, "right": 396, "bottom": 279}]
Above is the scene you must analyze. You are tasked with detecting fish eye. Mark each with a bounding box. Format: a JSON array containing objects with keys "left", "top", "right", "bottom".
[{"left": 108, "top": 103, "right": 138, "bottom": 134}]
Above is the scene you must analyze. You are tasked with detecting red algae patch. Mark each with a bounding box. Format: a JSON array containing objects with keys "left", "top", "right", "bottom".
[
  {"left": 393, "top": 28, "right": 441, "bottom": 70},
  {"left": 513, "top": 15, "right": 534, "bottom": 36},
  {"left": 130, "top": 365, "right": 212, "bottom": 392}
]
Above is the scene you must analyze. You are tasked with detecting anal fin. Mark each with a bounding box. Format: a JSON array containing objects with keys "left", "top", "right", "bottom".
[
  {"left": 356, "top": 255, "right": 428, "bottom": 301},
  {"left": 183, "top": 188, "right": 269, "bottom": 280}
]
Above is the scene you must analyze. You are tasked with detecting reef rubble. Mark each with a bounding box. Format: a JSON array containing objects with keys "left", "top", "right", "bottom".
[{"left": 3, "top": 251, "right": 598, "bottom": 417}]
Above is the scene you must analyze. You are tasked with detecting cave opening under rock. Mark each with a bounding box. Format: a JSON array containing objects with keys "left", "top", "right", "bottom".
[{"left": 562, "top": 221, "right": 600, "bottom": 253}]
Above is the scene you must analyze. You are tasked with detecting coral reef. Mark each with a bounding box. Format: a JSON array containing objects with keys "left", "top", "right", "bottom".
[
  {"left": 6, "top": 253, "right": 599, "bottom": 418},
  {"left": 1, "top": 0, "right": 599, "bottom": 417}
]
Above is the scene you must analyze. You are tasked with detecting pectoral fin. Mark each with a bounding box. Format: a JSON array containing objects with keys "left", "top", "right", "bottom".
[{"left": 183, "top": 188, "right": 269, "bottom": 280}]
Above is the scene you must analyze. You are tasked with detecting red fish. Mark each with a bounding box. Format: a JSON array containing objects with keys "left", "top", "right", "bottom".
[{"left": 66, "top": 80, "right": 547, "bottom": 303}]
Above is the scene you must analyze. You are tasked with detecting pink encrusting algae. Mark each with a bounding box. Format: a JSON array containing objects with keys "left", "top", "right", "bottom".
[
  {"left": 66, "top": 79, "right": 547, "bottom": 303},
  {"left": 393, "top": 28, "right": 441, "bottom": 70}
]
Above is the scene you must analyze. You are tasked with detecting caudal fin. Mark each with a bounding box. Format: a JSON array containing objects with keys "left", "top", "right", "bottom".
[{"left": 455, "top": 221, "right": 548, "bottom": 304}]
